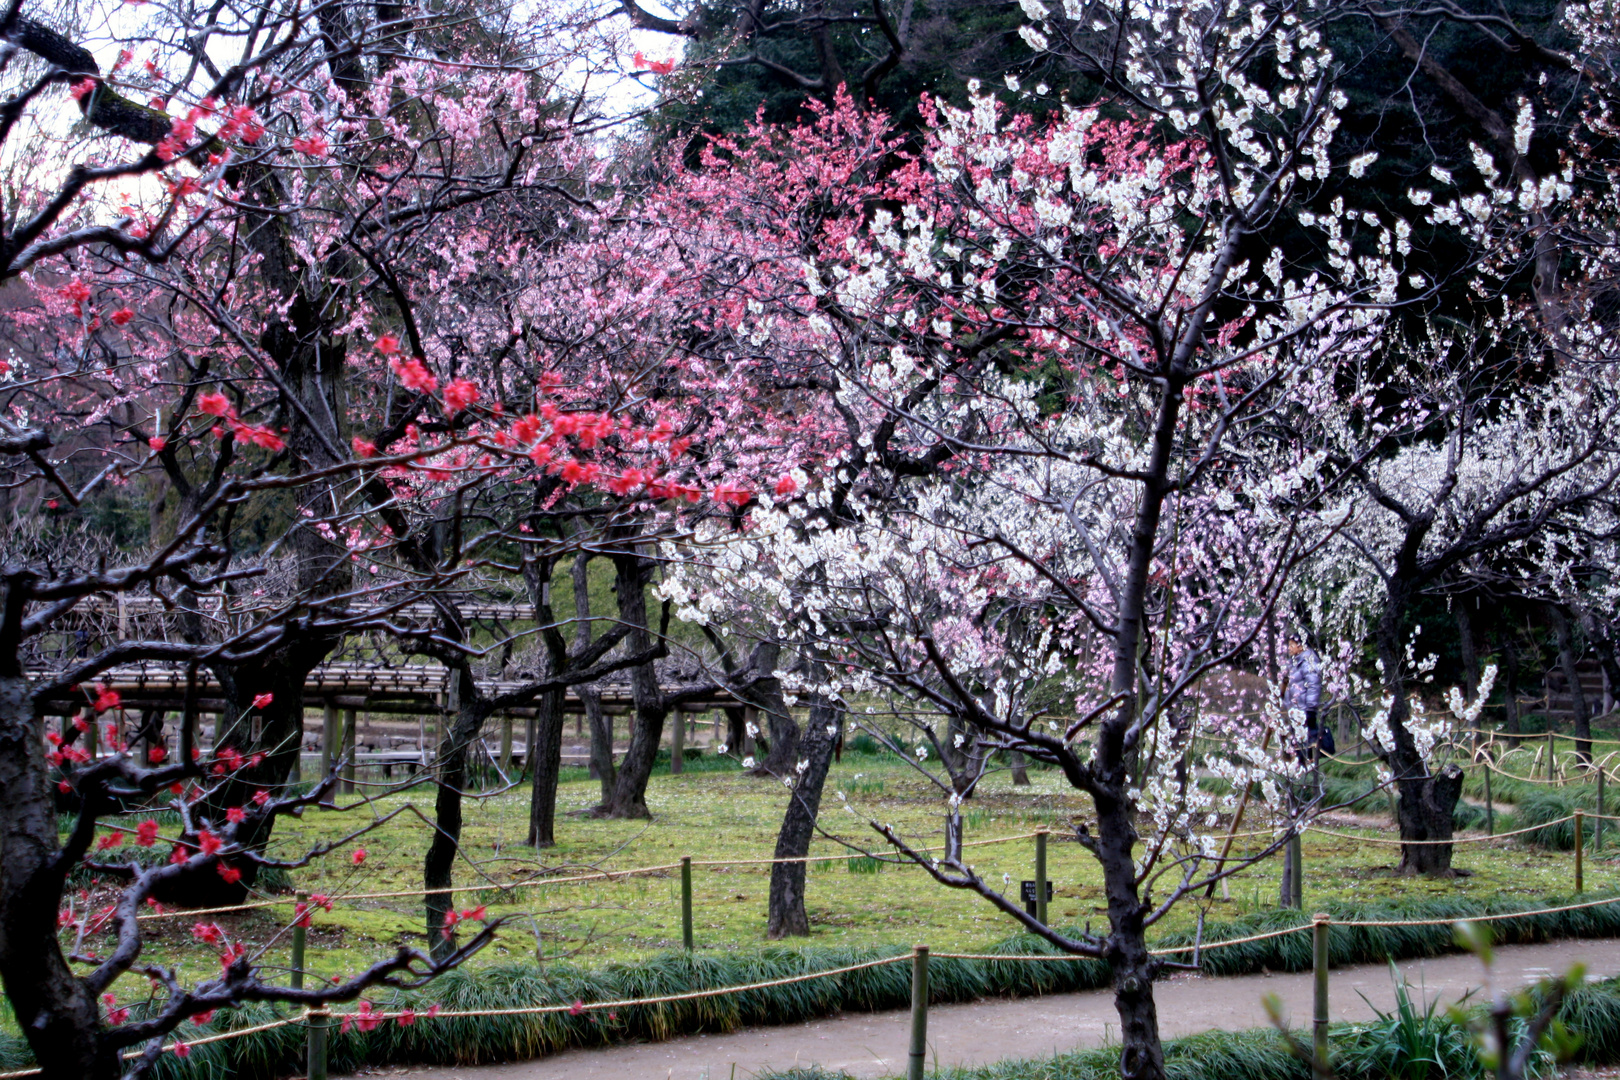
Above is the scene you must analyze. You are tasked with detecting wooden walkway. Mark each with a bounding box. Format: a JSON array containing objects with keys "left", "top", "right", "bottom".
[{"left": 30, "top": 660, "right": 741, "bottom": 718}]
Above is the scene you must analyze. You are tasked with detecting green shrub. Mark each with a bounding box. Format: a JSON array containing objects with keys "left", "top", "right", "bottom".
[{"left": 847, "top": 732, "right": 887, "bottom": 756}]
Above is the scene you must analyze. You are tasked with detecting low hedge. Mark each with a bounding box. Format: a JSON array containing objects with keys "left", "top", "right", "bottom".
[{"left": 4, "top": 891, "right": 1618, "bottom": 1078}]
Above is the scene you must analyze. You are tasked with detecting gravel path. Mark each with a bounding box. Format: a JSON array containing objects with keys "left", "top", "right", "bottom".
[{"left": 347, "top": 937, "right": 1620, "bottom": 1080}]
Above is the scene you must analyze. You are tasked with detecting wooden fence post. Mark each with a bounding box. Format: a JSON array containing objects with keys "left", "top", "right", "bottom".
[
  {"left": 287, "top": 709, "right": 302, "bottom": 783},
  {"left": 291, "top": 891, "right": 307, "bottom": 990},
  {"left": 681, "top": 856, "right": 694, "bottom": 951},
  {"left": 321, "top": 703, "right": 336, "bottom": 776},
  {"left": 1575, "top": 810, "right": 1585, "bottom": 894},
  {"left": 1034, "top": 830, "right": 1048, "bottom": 925},
  {"left": 908, "top": 945, "right": 929, "bottom": 1080},
  {"left": 307, "top": 1010, "right": 329, "bottom": 1080},
  {"left": 671, "top": 707, "right": 684, "bottom": 775},
  {"left": 342, "top": 709, "right": 357, "bottom": 795},
  {"left": 500, "top": 714, "right": 513, "bottom": 774},
  {"left": 319, "top": 703, "right": 337, "bottom": 805},
  {"left": 1313, "top": 913, "right": 1331, "bottom": 1070},
  {"left": 1548, "top": 730, "right": 1556, "bottom": 783}
]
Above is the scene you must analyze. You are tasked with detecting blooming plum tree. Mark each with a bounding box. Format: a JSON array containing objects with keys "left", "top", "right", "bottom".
[{"left": 652, "top": 0, "right": 1416, "bottom": 1069}]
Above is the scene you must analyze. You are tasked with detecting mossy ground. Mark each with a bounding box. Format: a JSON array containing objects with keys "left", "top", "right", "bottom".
[{"left": 76, "top": 745, "right": 1620, "bottom": 997}]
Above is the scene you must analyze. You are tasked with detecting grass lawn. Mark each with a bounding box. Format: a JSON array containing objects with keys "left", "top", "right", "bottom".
[{"left": 75, "top": 745, "right": 1620, "bottom": 998}]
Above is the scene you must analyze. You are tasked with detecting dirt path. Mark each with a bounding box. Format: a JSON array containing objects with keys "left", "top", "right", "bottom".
[{"left": 348, "top": 938, "right": 1620, "bottom": 1080}]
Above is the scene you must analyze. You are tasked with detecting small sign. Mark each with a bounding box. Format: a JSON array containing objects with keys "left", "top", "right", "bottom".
[{"left": 1020, "top": 880, "right": 1054, "bottom": 902}]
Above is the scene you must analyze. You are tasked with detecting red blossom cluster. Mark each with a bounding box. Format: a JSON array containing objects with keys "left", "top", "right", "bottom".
[
  {"left": 439, "top": 903, "right": 487, "bottom": 938},
  {"left": 291, "top": 132, "right": 329, "bottom": 157}
]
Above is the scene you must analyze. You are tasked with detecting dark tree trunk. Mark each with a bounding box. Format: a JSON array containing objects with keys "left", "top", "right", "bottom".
[
  {"left": 523, "top": 711, "right": 537, "bottom": 781},
  {"left": 518, "top": 536, "right": 646, "bottom": 834},
  {"left": 1456, "top": 598, "right": 1480, "bottom": 747},
  {"left": 753, "top": 643, "right": 799, "bottom": 777},
  {"left": 571, "top": 552, "right": 593, "bottom": 744},
  {"left": 947, "top": 707, "right": 989, "bottom": 799},
  {"left": 164, "top": 656, "right": 318, "bottom": 906},
  {"left": 1394, "top": 765, "right": 1465, "bottom": 875},
  {"left": 572, "top": 551, "right": 593, "bottom": 649},
  {"left": 597, "top": 549, "right": 666, "bottom": 819},
  {"left": 1579, "top": 612, "right": 1620, "bottom": 716},
  {"left": 425, "top": 692, "right": 493, "bottom": 961},
  {"left": 1372, "top": 577, "right": 1464, "bottom": 874},
  {"left": 1501, "top": 631, "right": 1522, "bottom": 747},
  {"left": 599, "top": 692, "right": 664, "bottom": 817},
  {"left": 767, "top": 697, "right": 842, "bottom": 938},
  {"left": 1081, "top": 280, "right": 1224, "bottom": 1080},
  {"left": 583, "top": 687, "right": 615, "bottom": 801},
  {"left": 0, "top": 671, "right": 120, "bottom": 1079},
  {"left": 526, "top": 689, "right": 567, "bottom": 847},
  {"left": 1096, "top": 791, "right": 1163, "bottom": 1080},
  {"left": 725, "top": 706, "right": 747, "bottom": 756},
  {"left": 1009, "top": 749, "right": 1030, "bottom": 786},
  {"left": 943, "top": 713, "right": 968, "bottom": 774},
  {"left": 1550, "top": 605, "right": 1591, "bottom": 762},
  {"left": 134, "top": 708, "right": 165, "bottom": 763}
]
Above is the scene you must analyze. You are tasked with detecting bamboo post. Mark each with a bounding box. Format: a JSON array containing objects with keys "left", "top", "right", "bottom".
[
  {"left": 1034, "top": 829, "right": 1049, "bottom": 925},
  {"left": 1313, "top": 914, "right": 1331, "bottom": 1070},
  {"left": 341, "top": 709, "right": 357, "bottom": 795},
  {"left": 500, "top": 714, "right": 513, "bottom": 774},
  {"left": 291, "top": 891, "right": 307, "bottom": 989},
  {"left": 1598, "top": 767, "right": 1606, "bottom": 851},
  {"left": 681, "top": 856, "right": 694, "bottom": 951},
  {"left": 1549, "top": 730, "right": 1556, "bottom": 783},
  {"left": 1484, "top": 764, "right": 1494, "bottom": 837},
  {"left": 908, "top": 945, "right": 929, "bottom": 1080},
  {"left": 307, "top": 1010, "right": 329, "bottom": 1080},
  {"left": 1575, "top": 810, "right": 1585, "bottom": 893}
]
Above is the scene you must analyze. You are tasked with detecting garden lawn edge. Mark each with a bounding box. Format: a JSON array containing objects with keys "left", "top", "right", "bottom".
[
  {"left": 753, "top": 972, "right": 1620, "bottom": 1079},
  {"left": 7, "top": 891, "right": 1620, "bottom": 1079}
]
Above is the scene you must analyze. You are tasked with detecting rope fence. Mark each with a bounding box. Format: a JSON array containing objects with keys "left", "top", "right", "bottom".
[
  {"left": 41, "top": 738, "right": 1620, "bottom": 1079},
  {"left": 146, "top": 811, "right": 1559, "bottom": 930},
  {"left": 1306, "top": 813, "right": 1620, "bottom": 847},
  {"left": 130, "top": 807, "right": 1620, "bottom": 932},
  {"left": 18, "top": 889, "right": 1620, "bottom": 1080},
  {"left": 134, "top": 831, "right": 1051, "bottom": 922}
]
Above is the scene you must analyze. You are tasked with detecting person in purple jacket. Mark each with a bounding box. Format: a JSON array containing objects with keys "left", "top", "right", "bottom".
[{"left": 1283, "top": 631, "right": 1333, "bottom": 760}]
